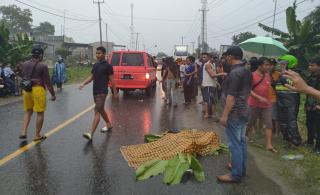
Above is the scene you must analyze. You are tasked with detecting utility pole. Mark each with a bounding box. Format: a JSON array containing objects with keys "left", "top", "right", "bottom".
[
  {"left": 272, "top": 0, "right": 278, "bottom": 37},
  {"left": 190, "top": 41, "right": 195, "bottom": 55},
  {"left": 199, "top": 0, "right": 208, "bottom": 53},
  {"left": 106, "top": 23, "right": 109, "bottom": 55},
  {"left": 130, "top": 3, "right": 135, "bottom": 50},
  {"left": 93, "top": 0, "right": 104, "bottom": 46},
  {"left": 63, "top": 10, "right": 66, "bottom": 37},
  {"left": 181, "top": 36, "right": 184, "bottom": 45},
  {"left": 135, "top": 32, "right": 140, "bottom": 50}
]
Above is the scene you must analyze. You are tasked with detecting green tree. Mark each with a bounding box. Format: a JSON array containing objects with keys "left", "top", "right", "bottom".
[
  {"left": 33, "top": 21, "right": 55, "bottom": 36},
  {"left": 232, "top": 32, "right": 256, "bottom": 45},
  {"left": 55, "top": 47, "right": 71, "bottom": 59},
  {"left": 0, "top": 22, "right": 33, "bottom": 67},
  {"left": 258, "top": 2, "right": 320, "bottom": 68},
  {"left": 156, "top": 52, "right": 168, "bottom": 58},
  {"left": 0, "top": 5, "right": 32, "bottom": 34}
]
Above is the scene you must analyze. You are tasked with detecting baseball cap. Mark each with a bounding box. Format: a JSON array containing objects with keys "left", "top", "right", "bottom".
[{"left": 225, "top": 46, "right": 243, "bottom": 59}]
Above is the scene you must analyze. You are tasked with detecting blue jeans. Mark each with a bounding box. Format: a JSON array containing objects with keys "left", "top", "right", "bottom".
[
  {"left": 166, "top": 79, "right": 177, "bottom": 104},
  {"left": 225, "top": 116, "right": 248, "bottom": 181}
]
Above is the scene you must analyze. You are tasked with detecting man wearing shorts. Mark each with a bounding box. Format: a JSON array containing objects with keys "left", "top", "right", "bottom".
[
  {"left": 80, "top": 46, "right": 118, "bottom": 141},
  {"left": 19, "top": 47, "right": 56, "bottom": 141},
  {"left": 202, "top": 56, "right": 226, "bottom": 118},
  {"left": 247, "top": 57, "right": 277, "bottom": 152}
]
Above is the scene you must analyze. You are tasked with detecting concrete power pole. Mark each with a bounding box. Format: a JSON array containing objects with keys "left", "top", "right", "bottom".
[
  {"left": 272, "top": 0, "right": 278, "bottom": 37},
  {"left": 63, "top": 10, "right": 66, "bottom": 37},
  {"left": 130, "top": 3, "right": 136, "bottom": 50},
  {"left": 199, "top": 0, "right": 208, "bottom": 53},
  {"left": 93, "top": 0, "right": 104, "bottom": 46},
  {"left": 106, "top": 23, "right": 109, "bottom": 55},
  {"left": 135, "top": 32, "right": 140, "bottom": 50},
  {"left": 190, "top": 41, "right": 195, "bottom": 55}
]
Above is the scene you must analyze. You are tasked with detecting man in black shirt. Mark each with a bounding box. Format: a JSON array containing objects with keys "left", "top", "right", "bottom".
[
  {"left": 80, "top": 46, "right": 118, "bottom": 141},
  {"left": 217, "top": 46, "right": 252, "bottom": 183}
]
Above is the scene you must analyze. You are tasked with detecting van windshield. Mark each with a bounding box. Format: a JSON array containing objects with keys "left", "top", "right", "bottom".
[{"left": 122, "top": 53, "right": 144, "bottom": 66}]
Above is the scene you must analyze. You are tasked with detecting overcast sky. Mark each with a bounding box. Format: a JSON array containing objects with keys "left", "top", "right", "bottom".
[{"left": 1, "top": 0, "right": 318, "bottom": 54}]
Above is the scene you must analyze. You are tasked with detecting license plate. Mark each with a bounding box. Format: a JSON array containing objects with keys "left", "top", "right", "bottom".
[{"left": 122, "top": 74, "right": 133, "bottom": 80}]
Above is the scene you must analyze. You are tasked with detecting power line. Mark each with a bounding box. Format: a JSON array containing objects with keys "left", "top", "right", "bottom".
[
  {"left": 208, "top": 0, "right": 308, "bottom": 39},
  {"left": 24, "top": 0, "right": 97, "bottom": 21},
  {"left": 14, "top": 0, "right": 97, "bottom": 22},
  {"left": 207, "top": 0, "right": 311, "bottom": 39}
]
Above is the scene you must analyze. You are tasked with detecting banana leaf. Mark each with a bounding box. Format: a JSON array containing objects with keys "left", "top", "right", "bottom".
[
  {"left": 163, "top": 154, "right": 190, "bottom": 185},
  {"left": 144, "top": 134, "right": 164, "bottom": 143},
  {"left": 135, "top": 159, "right": 168, "bottom": 181},
  {"left": 189, "top": 156, "right": 205, "bottom": 182}
]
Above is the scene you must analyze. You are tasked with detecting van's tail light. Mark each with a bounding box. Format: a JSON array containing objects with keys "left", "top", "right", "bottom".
[{"left": 146, "top": 73, "right": 150, "bottom": 80}]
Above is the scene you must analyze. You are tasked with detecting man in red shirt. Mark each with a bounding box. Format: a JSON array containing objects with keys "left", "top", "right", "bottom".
[{"left": 247, "top": 57, "right": 277, "bottom": 152}]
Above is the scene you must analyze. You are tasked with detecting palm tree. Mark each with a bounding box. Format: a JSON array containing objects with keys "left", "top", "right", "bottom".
[{"left": 258, "top": 1, "right": 320, "bottom": 69}]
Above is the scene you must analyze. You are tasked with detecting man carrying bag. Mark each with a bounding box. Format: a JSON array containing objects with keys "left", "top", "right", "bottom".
[{"left": 19, "top": 47, "right": 56, "bottom": 141}]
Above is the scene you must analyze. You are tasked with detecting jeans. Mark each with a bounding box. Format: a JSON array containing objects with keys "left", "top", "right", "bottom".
[
  {"left": 183, "top": 80, "right": 194, "bottom": 103},
  {"left": 277, "top": 92, "right": 302, "bottom": 146},
  {"left": 166, "top": 79, "right": 177, "bottom": 104},
  {"left": 225, "top": 117, "right": 248, "bottom": 181},
  {"left": 306, "top": 110, "right": 320, "bottom": 149}
]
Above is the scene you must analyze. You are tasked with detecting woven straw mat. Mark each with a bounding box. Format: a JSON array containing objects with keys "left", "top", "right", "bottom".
[{"left": 120, "top": 130, "right": 220, "bottom": 169}]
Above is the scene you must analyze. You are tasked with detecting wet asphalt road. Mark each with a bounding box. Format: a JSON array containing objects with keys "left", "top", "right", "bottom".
[{"left": 0, "top": 83, "right": 284, "bottom": 195}]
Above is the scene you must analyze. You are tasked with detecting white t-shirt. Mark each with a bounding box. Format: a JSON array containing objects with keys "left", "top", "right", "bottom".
[{"left": 180, "top": 64, "right": 186, "bottom": 78}]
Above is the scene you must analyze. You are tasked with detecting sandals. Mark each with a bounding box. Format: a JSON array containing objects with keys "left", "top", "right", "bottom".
[
  {"left": 19, "top": 135, "right": 27, "bottom": 139},
  {"left": 33, "top": 135, "right": 47, "bottom": 142},
  {"left": 267, "top": 148, "right": 278, "bottom": 153}
]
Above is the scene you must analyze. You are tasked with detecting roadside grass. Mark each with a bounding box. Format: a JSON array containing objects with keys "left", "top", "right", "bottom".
[
  {"left": 249, "top": 94, "right": 320, "bottom": 194},
  {"left": 49, "top": 65, "right": 92, "bottom": 84}
]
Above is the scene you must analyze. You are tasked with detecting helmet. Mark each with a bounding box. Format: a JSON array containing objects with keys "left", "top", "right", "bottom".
[
  {"left": 31, "top": 46, "right": 44, "bottom": 56},
  {"left": 278, "top": 55, "right": 298, "bottom": 69}
]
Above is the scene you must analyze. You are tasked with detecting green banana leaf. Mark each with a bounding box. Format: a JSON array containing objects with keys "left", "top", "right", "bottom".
[
  {"left": 135, "top": 159, "right": 168, "bottom": 181},
  {"left": 189, "top": 155, "right": 205, "bottom": 182},
  {"left": 163, "top": 154, "right": 190, "bottom": 185},
  {"left": 144, "top": 134, "right": 164, "bottom": 143}
]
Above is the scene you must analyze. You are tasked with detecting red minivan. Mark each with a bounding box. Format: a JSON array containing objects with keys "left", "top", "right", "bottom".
[{"left": 109, "top": 51, "right": 157, "bottom": 94}]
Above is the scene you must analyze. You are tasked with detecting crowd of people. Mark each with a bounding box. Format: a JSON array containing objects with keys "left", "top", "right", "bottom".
[
  {"left": 160, "top": 46, "right": 320, "bottom": 183},
  {"left": 10, "top": 44, "right": 320, "bottom": 184}
]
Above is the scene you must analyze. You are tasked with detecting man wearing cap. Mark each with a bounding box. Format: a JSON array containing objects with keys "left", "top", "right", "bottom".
[
  {"left": 19, "top": 47, "right": 56, "bottom": 141},
  {"left": 218, "top": 46, "right": 252, "bottom": 183},
  {"left": 275, "top": 55, "right": 302, "bottom": 147}
]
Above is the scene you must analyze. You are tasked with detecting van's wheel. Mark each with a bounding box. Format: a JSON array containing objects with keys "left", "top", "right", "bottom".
[
  {"left": 145, "top": 86, "right": 152, "bottom": 96},
  {"left": 146, "top": 85, "right": 155, "bottom": 96}
]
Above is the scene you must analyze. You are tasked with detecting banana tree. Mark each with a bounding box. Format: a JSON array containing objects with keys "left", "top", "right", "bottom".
[
  {"left": 258, "top": 1, "right": 320, "bottom": 69},
  {"left": 0, "top": 22, "right": 33, "bottom": 68}
]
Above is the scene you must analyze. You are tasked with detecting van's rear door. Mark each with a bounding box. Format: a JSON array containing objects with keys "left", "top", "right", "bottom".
[
  {"left": 118, "top": 52, "right": 147, "bottom": 88},
  {"left": 109, "top": 52, "right": 121, "bottom": 82}
]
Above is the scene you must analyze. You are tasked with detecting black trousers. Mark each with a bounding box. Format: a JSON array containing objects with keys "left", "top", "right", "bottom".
[
  {"left": 184, "top": 81, "right": 194, "bottom": 103},
  {"left": 277, "top": 92, "right": 302, "bottom": 146},
  {"left": 306, "top": 110, "right": 320, "bottom": 149}
]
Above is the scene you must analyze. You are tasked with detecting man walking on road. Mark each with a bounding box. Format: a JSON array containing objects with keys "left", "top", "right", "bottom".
[
  {"left": 163, "top": 57, "right": 180, "bottom": 107},
  {"left": 218, "top": 46, "right": 252, "bottom": 183},
  {"left": 79, "top": 46, "right": 118, "bottom": 141},
  {"left": 19, "top": 47, "right": 56, "bottom": 141}
]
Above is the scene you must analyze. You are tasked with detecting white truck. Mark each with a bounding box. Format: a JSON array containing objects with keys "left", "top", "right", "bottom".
[{"left": 173, "top": 45, "right": 188, "bottom": 60}]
